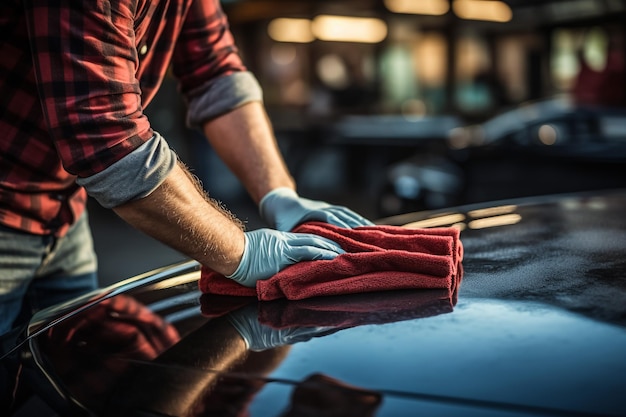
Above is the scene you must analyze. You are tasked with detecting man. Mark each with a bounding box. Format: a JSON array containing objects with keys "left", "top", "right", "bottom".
[{"left": 0, "top": 0, "right": 372, "bottom": 336}]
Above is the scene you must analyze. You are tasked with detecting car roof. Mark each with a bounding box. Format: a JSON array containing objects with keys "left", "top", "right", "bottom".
[{"left": 10, "top": 189, "right": 626, "bottom": 417}]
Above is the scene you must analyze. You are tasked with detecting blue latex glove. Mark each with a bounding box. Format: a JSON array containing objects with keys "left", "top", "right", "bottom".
[
  {"left": 227, "top": 304, "right": 335, "bottom": 351},
  {"left": 259, "top": 187, "right": 374, "bottom": 232},
  {"left": 227, "top": 228, "right": 344, "bottom": 287}
]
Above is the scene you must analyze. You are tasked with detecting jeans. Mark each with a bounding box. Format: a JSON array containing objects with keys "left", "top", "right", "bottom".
[{"left": 0, "top": 212, "right": 98, "bottom": 337}]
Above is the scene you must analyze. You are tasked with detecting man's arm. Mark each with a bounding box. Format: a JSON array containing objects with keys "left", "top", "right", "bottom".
[
  {"left": 113, "top": 161, "right": 245, "bottom": 277},
  {"left": 202, "top": 100, "right": 374, "bottom": 231},
  {"left": 175, "top": 0, "right": 372, "bottom": 231},
  {"left": 109, "top": 156, "right": 344, "bottom": 286},
  {"left": 202, "top": 101, "right": 295, "bottom": 204}
]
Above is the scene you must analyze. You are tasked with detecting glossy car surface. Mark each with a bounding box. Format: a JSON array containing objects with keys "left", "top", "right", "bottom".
[{"left": 3, "top": 189, "right": 626, "bottom": 417}]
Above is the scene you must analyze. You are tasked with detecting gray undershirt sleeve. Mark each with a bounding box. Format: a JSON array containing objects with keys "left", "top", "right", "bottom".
[
  {"left": 76, "top": 132, "right": 177, "bottom": 208},
  {"left": 186, "top": 71, "right": 263, "bottom": 128}
]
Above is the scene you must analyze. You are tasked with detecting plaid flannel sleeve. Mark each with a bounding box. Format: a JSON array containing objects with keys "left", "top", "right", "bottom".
[{"left": 24, "top": 0, "right": 154, "bottom": 177}]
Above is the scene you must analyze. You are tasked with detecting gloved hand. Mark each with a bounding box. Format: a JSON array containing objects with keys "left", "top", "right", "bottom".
[
  {"left": 259, "top": 187, "right": 374, "bottom": 232},
  {"left": 227, "top": 228, "right": 344, "bottom": 287},
  {"left": 227, "top": 304, "right": 336, "bottom": 351}
]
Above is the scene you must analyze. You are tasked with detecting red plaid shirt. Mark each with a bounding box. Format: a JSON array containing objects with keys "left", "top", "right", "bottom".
[{"left": 0, "top": 0, "right": 246, "bottom": 236}]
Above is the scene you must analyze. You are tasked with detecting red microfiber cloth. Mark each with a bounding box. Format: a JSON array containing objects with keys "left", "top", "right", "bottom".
[{"left": 199, "top": 222, "right": 463, "bottom": 301}]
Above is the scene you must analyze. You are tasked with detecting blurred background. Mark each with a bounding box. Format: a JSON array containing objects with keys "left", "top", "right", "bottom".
[{"left": 92, "top": 0, "right": 626, "bottom": 286}]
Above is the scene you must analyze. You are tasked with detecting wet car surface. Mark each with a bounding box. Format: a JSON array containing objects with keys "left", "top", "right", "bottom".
[{"left": 3, "top": 189, "right": 626, "bottom": 416}]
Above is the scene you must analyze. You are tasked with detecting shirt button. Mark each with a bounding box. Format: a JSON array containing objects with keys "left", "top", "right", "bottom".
[{"left": 139, "top": 44, "right": 148, "bottom": 55}]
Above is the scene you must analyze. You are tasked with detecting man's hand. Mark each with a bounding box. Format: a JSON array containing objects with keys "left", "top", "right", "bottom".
[
  {"left": 227, "top": 228, "right": 344, "bottom": 287},
  {"left": 259, "top": 188, "right": 374, "bottom": 232}
]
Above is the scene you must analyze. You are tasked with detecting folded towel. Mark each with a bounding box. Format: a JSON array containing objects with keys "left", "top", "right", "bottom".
[{"left": 199, "top": 222, "right": 463, "bottom": 301}]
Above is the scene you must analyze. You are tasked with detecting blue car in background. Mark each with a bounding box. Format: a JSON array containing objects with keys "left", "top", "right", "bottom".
[{"left": 378, "top": 99, "right": 626, "bottom": 217}]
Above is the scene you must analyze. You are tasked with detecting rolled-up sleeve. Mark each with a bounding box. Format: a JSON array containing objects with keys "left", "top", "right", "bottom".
[
  {"left": 24, "top": 0, "right": 154, "bottom": 177},
  {"left": 185, "top": 71, "right": 263, "bottom": 128},
  {"left": 172, "top": 0, "right": 263, "bottom": 128},
  {"left": 76, "top": 132, "right": 177, "bottom": 208}
]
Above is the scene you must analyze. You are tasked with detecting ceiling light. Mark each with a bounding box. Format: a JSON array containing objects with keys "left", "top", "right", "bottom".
[
  {"left": 384, "top": 0, "right": 450, "bottom": 16},
  {"left": 453, "top": 0, "right": 513, "bottom": 22},
  {"left": 267, "top": 18, "right": 314, "bottom": 43},
  {"left": 312, "top": 15, "right": 388, "bottom": 43}
]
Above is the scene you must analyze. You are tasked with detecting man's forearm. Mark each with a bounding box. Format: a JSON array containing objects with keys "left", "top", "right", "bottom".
[
  {"left": 202, "top": 101, "right": 295, "bottom": 204},
  {"left": 113, "top": 162, "right": 245, "bottom": 276}
]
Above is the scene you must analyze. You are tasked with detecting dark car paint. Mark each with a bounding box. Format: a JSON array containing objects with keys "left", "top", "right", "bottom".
[{"left": 3, "top": 190, "right": 626, "bottom": 416}]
